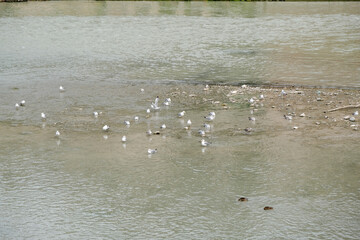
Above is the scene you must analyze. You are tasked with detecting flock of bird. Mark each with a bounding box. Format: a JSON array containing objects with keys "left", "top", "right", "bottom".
[{"left": 14, "top": 85, "right": 218, "bottom": 155}]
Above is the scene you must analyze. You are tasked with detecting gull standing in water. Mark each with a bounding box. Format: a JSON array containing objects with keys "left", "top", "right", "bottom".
[
  {"left": 198, "top": 130, "right": 206, "bottom": 137},
  {"left": 163, "top": 98, "right": 171, "bottom": 106},
  {"left": 146, "top": 130, "right": 153, "bottom": 136},
  {"left": 134, "top": 116, "right": 139, "bottom": 121},
  {"left": 20, "top": 100, "right": 26, "bottom": 106},
  {"left": 148, "top": 148, "right": 157, "bottom": 154},
  {"left": 160, "top": 124, "right": 166, "bottom": 129},
  {"left": 15, "top": 103, "right": 20, "bottom": 109},
  {"left": 41, "top": 112, "right": 46, "bottom": 120},
  {"left": 203, "top": 123, "right": 211, "bottom": 132},
  {"left": 122, "top": 136, "right": 127, "bottom": 143},
  {"left": 205, "top": 112, "right": 215, "bottom": 121},
  {"left": 55, "top": 130, "right": 60, "bottom": 137},
  {"left": 201, "top": 139, "right": 211, "bottom": 147},
  {"left": 103, "top": 125, "right": 110, "bottom": 132},
  {"left": 93, "top": 112, "right": 99, "bottom": 118},
  {"left": 187, "top": 119, "right": 192, "bottom": 127},
  {"left": 124, "top": 120, "right": 130, "bottom": 126},
  {"left": 178, "top": 111, "right": 186, "bottom": 118},
  {"left": 59, "top": 86, "right": 65, "bottom": 92}
]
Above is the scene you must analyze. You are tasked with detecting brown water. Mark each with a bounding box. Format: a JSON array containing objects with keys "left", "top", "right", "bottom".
[{"left": 0, "top": 2, "right": 360, "bottom": 239}]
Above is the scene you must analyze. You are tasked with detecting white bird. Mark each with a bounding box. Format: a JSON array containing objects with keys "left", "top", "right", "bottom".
[
  {"left": 146, "top": 130, "right": 153, "bottom": 136},
  {"left": 198, "top": 130, "right": 206, "bottom": 137},
  {"left": 204, "top": 114, "right": 215, "bottom": 121},
  {"left": 284, "top": 115, "right": 293, "bottom": 120},
  {"left": 151, "top": 103, "right": 160, "bottom": 111},
  {"left": 280, "top": 89, "right": 287, "bottom": 96},
  {"left": 201, "top": 139, "right": 211, "bottom": 147},
  {"left": 55, "top": 130, "right": 60, "bottom": 137},
  {"left": 178, "top": 111, "right": 186, "bottom": 118},
  {"left": 151, "top": 96, "right": 160, "bottom": 110},
  {"left": 249, "top": 98, "right": 255, "bottom": 104},
  {"left": 93, "top": 112, "right": 99, "bottom": 117},
  {"left": 187, "top": 119, "right": 192, "bottom": 126},
  {"left": 146, "top": 108, "right": 151, "bottom": 114},
  {"left": 41, "top": 112, "right": 46, "bottom": 120},
  {"left": 140, "top": 88, "right": 144, "bottom": 92},
  {"left": 134, "top": 116, "right": 139, "bottom": 121},
  {"left": 124, "top": 120, "right": 130, "bottom": 126},
  {"left": 122, "top": 136, "right": 127, "bottom": 142},
  {"left": 353, "top": 111, "right": 359, "bottom": 116},
  {"left": 259, "top": 94, "right": 264, "bottom": 100},
  {"left": 20, "top": 100, "right": 25, "bottom": 106},
  {"left": 103, "top": 125, "right": 110, "bottom": 131},
  {"left": 59, "top": 86, "right": 65, "bottom": 92},
  {"left": 163, "top": 101, "right": 170, "bottom": 106},
  {"left": 148, "top": 148, "right": 157, "bottom": 154},
  {"left": 160, "top": 124, "right": 166, "bottom": 129},
  {"left": 248, "top": 117, "right": 256, "bottom": 121},
  {"left": 15, "top": 103, "right": 20, "bottom": 109},
  {"left": 203, "top": 123, "right": 211, "bottom": 131}
]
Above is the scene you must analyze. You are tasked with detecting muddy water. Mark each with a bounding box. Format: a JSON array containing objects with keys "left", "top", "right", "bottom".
[{"left": 1, "top": 2, "right": 360, "bottom": 239}]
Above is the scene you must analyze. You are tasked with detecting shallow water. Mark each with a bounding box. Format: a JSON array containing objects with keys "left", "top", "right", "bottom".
[{"left": 1, "top": 2, "right": 360, "bottom": 239}]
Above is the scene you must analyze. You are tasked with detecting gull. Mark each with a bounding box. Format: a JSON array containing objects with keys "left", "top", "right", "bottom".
[
  {"left": 249, "top": 98, "right": 255, "bottom": 104},
  {"left": 284, "top": 115, "right": 293, "bottom": 120},
  {"left": 187, "top": 119, "right": 192, "bottom": 126},
  {"left": 55, "top": 130, "right": 60, "bottom": 137},
  {"left": 124, "top": 120, "right": 130, "bottom": 126},
  {"left": 353, "top": 111, "right": 359, "bottom": 116},
  {"left": 299, "top": 113, "right": 306, "bottom": 117},
  {"left": 151, "top": 103, "right": 160, "bottom": 111},
  {"left": 140, "top": 88, "right": 144, "bottom": 92},
  {"left": 198, "top": 130, "right": 206, "bottom": 137},
  {"left": 280, "top": 89, "right": 287, "bottom": 96},
  {"left": 20, "top": 100, "right": 25, "bottom": 106},
  {"left": 151, "top": 96, "right": 160, "bottom": 110},
  {"left": 178, "top": 111, "right": 186, "bottom": 118},
  {"left": 146, "top": 130, "right": 153, "bottom": 136},
  {"left": 259, "top": 94, "right": 264, "bottom": 100},
  {"left": 41, "top": 112, "right": 46, "bottom": 120},
  {"left": 160, "top": 124, "right": 166, "bottom": 129},
  {"left": 204, "top": 114, "right": 215, "bottom": 121},
  {"left": 15, "top": 103, "right": 20, "bottom": 109},
  {"left": 201, "top": 139, "right": 211, "bottom": 147},
  {"left": 148, "top": 148, "right": 157, "bottom": 154},
  {"left": 203, "top": 84, "right": 210, "bottom": 91},
  {"left": 122, "top": 136, "right": 127, "bottom": 142},
  {"left": 134, "top": 116, "right": 139, "bottom": 121},
  {"left": 248, "top": 117, "right": 256, "bottom": 121},
  {"left": 59, "top": 86, "right": 65, "bottom": 92},
  {"left": 203, "top": 123, "right": 211, "bottom": 131},
  {"left": 163, "top": 98, "right": 171, "bottom": 106},
  {"left": 103, "top": 125, "right": 110, "bottom": 132},
  {"left": 93, "top": 112, "right": 98, "bottom": 117},
  {"left": 146, "top": 108, "right": 151, "bottom": 114}
]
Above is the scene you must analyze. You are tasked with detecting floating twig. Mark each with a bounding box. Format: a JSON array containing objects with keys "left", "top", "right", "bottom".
[{"left": 327, "top": 104, "right": 360, "bottom": 113}]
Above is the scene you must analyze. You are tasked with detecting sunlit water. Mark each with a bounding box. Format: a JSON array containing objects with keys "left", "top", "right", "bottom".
[{"left": 0, "top": 2, "right": 360, "bottom": 239}]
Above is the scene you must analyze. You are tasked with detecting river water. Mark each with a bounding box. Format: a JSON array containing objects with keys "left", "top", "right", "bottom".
[{"left": 0, "top": 1, "right": 360, "bottom": 239}]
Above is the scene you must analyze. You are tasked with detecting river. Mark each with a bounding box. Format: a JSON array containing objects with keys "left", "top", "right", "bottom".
[{"left": 0, "top": 1, "right": 359, "bottom": 239}]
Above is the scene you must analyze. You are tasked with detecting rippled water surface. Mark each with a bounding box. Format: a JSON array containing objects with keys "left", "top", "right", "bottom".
[{"left": 1, "top": 2, "right": 360, "bottom": 239}]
